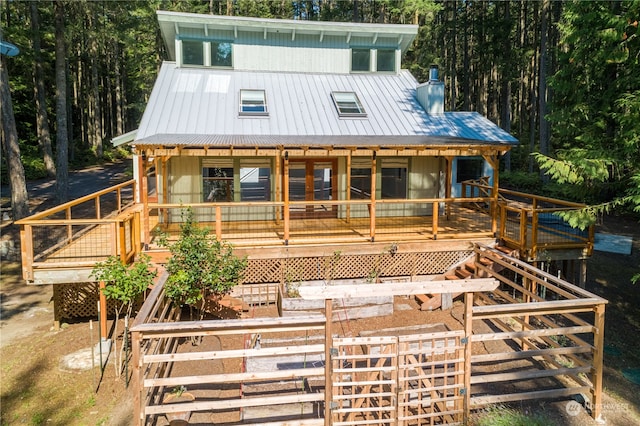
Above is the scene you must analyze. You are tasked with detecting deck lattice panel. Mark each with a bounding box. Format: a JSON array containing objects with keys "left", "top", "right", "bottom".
[{"left": 243, "top": 250, "right": 473, "bottom": 284}]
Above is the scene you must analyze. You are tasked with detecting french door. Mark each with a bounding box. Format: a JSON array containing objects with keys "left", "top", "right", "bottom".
[{"left": 287, "top": 159, "right": 337, "bottom": 219}]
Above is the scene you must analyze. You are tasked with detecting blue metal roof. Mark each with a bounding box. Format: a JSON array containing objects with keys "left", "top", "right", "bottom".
[{"left": 135, "top": 62, "right": 518, "bottom": 147}]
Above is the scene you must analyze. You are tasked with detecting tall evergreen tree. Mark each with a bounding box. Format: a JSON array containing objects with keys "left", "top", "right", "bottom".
[{"left": 54, "top": 0, "right": 69, "bottom": 203}]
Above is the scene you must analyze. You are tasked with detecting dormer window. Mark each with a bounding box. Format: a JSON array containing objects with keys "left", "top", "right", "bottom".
[
  {"left": 331, "top": 91, "right": 367, "bottom": 117},
  {"left": 240, "top": 90, "right": 268, "bottom": 115}
]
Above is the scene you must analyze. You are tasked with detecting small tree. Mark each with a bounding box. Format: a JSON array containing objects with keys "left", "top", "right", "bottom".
[
  {"left": 159, "top": 208, "right": 247, "bottom": 342},
  {"left": 91, "top": 254, "right": 157, "bottom": 377}
]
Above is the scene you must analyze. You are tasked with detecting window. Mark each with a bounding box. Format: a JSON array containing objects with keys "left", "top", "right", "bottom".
[
  {"left": 331, "top": 91, "right": 366, "bottom": 117},
  {"left": 351, "top": 49, "right": 371, "bottom": 72},
  {"left": 211, "top": 41, "right": 232, "bottom": 67},
  {"left": 240, "top": 166, "right": 271, "bottom": 201},
  {"left": 240, "top": 90, "right": 268, "bottom": 115},
  {"left": 381, "top": 159, "right": 407, "bottom": 199},
  {"left": 456, "top": 158, "right": 484, "bottom": 183},
  {"left": 203, "top": 166, "right": 234, "bottom": 202},
  {"left": 182, "top": 40, "right": 204, "bottom": 66},
  {"left": 351, "top": 168, "right": 372, "bottom": 199},
  {"left": 377, "top": 49, "right": 396, "bottom": 72}
]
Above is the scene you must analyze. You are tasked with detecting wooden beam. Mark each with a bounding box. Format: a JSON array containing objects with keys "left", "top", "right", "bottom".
[{"left": 297, "top": 279, "right": 498, "bottom": 300}]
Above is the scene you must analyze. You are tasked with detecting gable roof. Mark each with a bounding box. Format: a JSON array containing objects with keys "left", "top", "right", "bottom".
[{"left": 134, "top": 62, "right": 517, "bottom": 148}]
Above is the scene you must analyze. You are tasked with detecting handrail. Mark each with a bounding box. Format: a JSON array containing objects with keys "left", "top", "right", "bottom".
[{"left": 16, "top": 179, "right": 136, "bottom": 223}]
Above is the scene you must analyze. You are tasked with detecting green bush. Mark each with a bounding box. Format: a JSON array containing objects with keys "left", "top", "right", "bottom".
[{"left": 159, "top": 207, "right": 247, "bottom": 316}]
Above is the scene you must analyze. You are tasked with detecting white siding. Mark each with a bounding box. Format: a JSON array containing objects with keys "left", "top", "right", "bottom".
[{"left": 234, "top": 44, "right": 350, "bottom": 73}]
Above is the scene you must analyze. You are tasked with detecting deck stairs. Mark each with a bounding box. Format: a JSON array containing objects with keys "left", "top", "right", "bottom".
[{"left": 415, "top": 245, "right": 517, "bottom": 311}]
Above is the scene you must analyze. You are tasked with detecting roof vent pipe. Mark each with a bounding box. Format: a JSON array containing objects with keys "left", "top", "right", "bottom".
[{"left": 416, "top": 65, "right": 445, "bottom": 114}]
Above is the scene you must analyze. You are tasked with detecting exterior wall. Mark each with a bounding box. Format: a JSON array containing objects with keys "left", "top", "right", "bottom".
[
  {"left": 235, "top": 34, "right": 350, "bottom": 73},
  {"left": 167, "top": 155, "right": 441, "bottom": 222},
  {"left": 451, "top": 157, "right": 493, "bottom": 197}
]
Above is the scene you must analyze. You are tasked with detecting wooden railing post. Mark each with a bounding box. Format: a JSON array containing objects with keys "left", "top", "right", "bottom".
[
  {"left": 215, "top": 205, "right": 222, "bottom": 241},
  {"left": 463, "top": 292, "right": 473, "bottom": 423},
  {"left": 116, "top": 187, "right": 122, "bottom": 212},
  {"left": 20, "top": 225, "right": 34, "bottom": 281},
  {"left": 325, "top": 299, "right": 333, "bottom": 426},
  {"left": 283, "top": 153, "right": 290, "bottom": 244},
  {"left": 346, "top": 152, "right": 352, "bottom": 223},
  {"left": 520, "top": 209, "right": 528, "bottom": 255},
  {"left": 131, "top": 330, "right": 144, "bottom": 425},
  {"left": 66, "top": 207, "right": 72, "bottom": 243},
  {"left": 432, "top": 201, "right": 439, "bottom": 240},
  {"left": 95, "top": 196, "right": 101, "bottom": 219},
  {"left": 370, "top": 153, "right": 377, "bottom": 242},
  {"left": 591, "top": 303, "right": 606, "bottom": 421},
  {"left": 119, "top": 219, "right": 127, "bottom": 262}
]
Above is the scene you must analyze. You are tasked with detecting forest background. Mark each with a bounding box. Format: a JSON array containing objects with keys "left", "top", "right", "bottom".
[{"left": 1, "top": 0, "right": 639, "bottom": 224}]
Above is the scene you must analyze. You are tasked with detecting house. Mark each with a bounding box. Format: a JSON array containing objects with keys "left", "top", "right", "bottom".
[
  {"left": 16, "top": 11, "right": 605, "bottom": 424},
  {"left": 19, "top": 10, "right": 595, "bottom": 304}
]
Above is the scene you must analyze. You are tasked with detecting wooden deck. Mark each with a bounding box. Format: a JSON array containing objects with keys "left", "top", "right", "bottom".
[
  {"left": 148, "top": 205, "right": 493, "bottom": 247},
  {"left": 17, "top": 180, "right": 594, "bottom": 284}
]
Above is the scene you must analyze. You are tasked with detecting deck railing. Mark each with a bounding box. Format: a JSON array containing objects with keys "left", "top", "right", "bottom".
[
  {"left": 469, "top": 244, "right": 607, "bottom": 420},
  {"left": 146, "top": 197, "right": 494, "bottom": 247},
  {"left": 16, "top": 180, "right": 139, "bottom": 281},
  {"left": 462, "top": 179, "right": 594, "bottom": 260}
]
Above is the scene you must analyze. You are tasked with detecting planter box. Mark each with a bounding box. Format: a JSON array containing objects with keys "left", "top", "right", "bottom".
[{"left": 278, "top": 280, "right": 394, "bottom": 320}]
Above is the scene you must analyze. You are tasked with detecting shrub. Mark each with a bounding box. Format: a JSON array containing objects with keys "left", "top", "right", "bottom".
[{"left": 159, "top": 208, "right": 247, "bottom": 325}]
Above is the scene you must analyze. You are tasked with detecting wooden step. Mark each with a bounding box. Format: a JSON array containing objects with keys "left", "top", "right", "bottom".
[
  {"left": 478, "top": 257, "right": 493, "bottom": 266},
  {"left": 464, "top": 261, "right": 478, "bottom": 274},
  {"left": 455, "top": 268, "right": 472, "bottom": 279},
  {"left": 496, "top": 245, "right": 515, "bottom": 255},
  {"left": 420, "top": 294, "right": 442, "bottom": 311},
  {"left": 415, "top": 293, "right": 431, "bottom": 306},
  {"left": 444, "top": 273, "right": 459, "bottom": 281}
]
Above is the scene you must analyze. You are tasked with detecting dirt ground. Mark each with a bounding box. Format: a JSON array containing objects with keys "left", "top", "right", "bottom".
[{"left": 1, "top": 164, "right": 640, "bottom": 425}]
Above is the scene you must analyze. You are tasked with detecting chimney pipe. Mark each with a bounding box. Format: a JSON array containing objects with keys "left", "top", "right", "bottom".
[
  {"left": 416, "top": 65, "right": 445, "bottom": 114},
  {"left": 429, "top": 64, "right": 439, "bottom": 82}
]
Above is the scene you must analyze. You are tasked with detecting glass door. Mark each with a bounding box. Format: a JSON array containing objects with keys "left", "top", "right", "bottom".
[{"left": 287, "top": 159, "right": 337, "bottom": 219}]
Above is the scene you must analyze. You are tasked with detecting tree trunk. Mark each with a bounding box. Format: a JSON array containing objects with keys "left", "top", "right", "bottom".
[
  {"left": 538, "top": 0, "right": 551, "bottom": 163},
  {"left": 30, "top": 2, "right": 56, "bottom": 178},
  {"left": 0, "top": 56, "right": 30, "bottom": 220},
  {"left": 89, "top": 11, "right": 103, "bottom": 159},
  {"left": 54, "top": 0, "right": 69, "bottom": 203},
  {"left": 501, "top": 1, "right": 512, "bottom": 171}
]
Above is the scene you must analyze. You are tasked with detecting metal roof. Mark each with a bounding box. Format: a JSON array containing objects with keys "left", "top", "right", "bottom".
[{"left": 135, "top": 62, "right": 518, "bottom": 148}]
